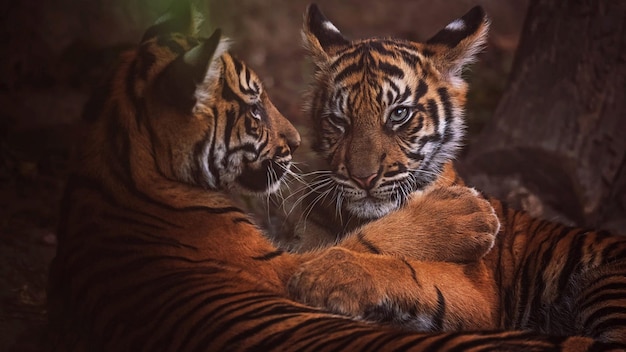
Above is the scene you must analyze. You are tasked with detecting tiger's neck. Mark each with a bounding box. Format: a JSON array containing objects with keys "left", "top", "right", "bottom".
[{"left": 78, "top": 116, "right": 233, "bottom": 211}]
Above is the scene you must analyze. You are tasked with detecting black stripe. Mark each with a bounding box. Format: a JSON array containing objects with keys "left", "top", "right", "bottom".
[
  {"left": 177, "top": 291, "right": 281, "bottom": 351},
  {"left": 368, "top": 40, "right": 397, "bottom": 57},
  {"left": 584, "top": 305, "right": 626, "bottom": 329},
  {"left": 294, "top": 320, "right": 366, "bottom": 350},
  {"left": 409, "top": 115, "right": 425, "bottom": 135},
  {"left": 398, "top": 49, "right": 421, "bottom": 67},
  {"left": 219, "top": 315, "right": 298, "bottom": 349},
  {"left": 557, "top": 229, "right": 586, "bottom": 294},
  {"left": 191, "top": 129, "right": 212, "bottom": 187},
  {"left": 74, "top": 253, "right": 228, "bottom": 309},
  {"left": 328, "top": 47, "right": 363, "bottom": 72},
  {"left": 437, "top": 87, "right": 452, "bottom": 122},
  {"left": 426, "top": 99, "right": 440, "bottom": 132},
  {"left": 208, "top": 106, "right": 221, "bottom": 186},
  {"left": 589, "top": 317, "right": 626, "bottom": 337},
  {"left": 115, "top": 279, "right": 226, "bottom": 347},
  {"left": 401, "top": 258, "right": 420, "bottom": 287},
  {"left": 357, "top": 232, "right": 381, "bottom": 254},
  {"left": 306, "top": 329, "right": 377, "bottom": 352},
  {"left": 581, "top": 283, "right": 626, "bottom": 311},
  {"left": 431, "top": 287, "right": 446, "bottom": 331},
  {"left": 223, "top": 107, "right": 237, "bottom": 149},
  {"left": 254, "top": 316, "right": 340, "bottom": 348},
  {"left": 233, "top": 217, "right": 254, "bottom": 225},
  {"left": 408, "top": 332, "right": 459, "bottom": 352},
  {"left": 143, "top": 285, "right": 230, "bottom": 350},
  {"left": 378, "top": 62, "right": 404, "bottom": 78},
  {"left": 252, "top": 250, "right": 284, "bottom": 261},
  {"left": 383, "top": 168, "right": 407, "bottom": 179},
  {"left": 213, "top": 302, "right": 317, "bottom": 348},
  {"left": 334, "top": 62, "right": 363, "bottom": 83},
  {"left": 526, "top": 234, "right": 560, "bottom": 327},
  {"left": 98, "top": 269, "right": 224, "bottom": 339}
]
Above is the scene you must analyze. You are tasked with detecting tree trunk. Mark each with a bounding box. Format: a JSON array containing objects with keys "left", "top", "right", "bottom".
[{"left": 460, "top": 0, "right": 626, "bottom": 234}]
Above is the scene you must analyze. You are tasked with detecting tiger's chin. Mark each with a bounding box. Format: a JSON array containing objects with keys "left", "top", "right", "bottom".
[{"left": 344, "top": 197, "right": 401, "bottom": 219}]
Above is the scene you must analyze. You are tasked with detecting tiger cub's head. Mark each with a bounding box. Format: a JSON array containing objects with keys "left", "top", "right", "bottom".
[
  {"left": 87, "top": 2, "right": 300, "bottom": 196},
  {"left": 303, "top": 4, "right": 488, "bottom": 219}
]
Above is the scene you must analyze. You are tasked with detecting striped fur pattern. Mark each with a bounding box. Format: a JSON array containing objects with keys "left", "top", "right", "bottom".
[
  {"left": 44, "top": 1, "right": 624, "bottom": 351},
  {"left": 289, "top": 3, "right": 626, "bottom": 348}
]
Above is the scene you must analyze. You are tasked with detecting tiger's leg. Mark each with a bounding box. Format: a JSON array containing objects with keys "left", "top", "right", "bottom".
[
  {"left": 288, "top": 247, "right": 498, "bottom": 331},
  {"left": 286, "top": 185, "right": 500, "bottom": 330},
  {"left": 339, "top": 185, "right": 500, "bottom": 263}
]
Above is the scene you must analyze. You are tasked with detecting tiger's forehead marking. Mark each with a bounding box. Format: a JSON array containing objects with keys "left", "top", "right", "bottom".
[
  {"left": 221, "top": 55, "right": 263, "bottom": 104},
  {"left": 325, "top": 40, "right": 430, "bottom": 114}
]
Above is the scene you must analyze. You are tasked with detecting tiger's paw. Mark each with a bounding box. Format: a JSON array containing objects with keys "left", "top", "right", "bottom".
[
  {"left": 412, "top": 186, "right": 500, "bottom": 261},
  {"left": 356, "top": 185, "right": 500, "bottom": 263},
  {"left": 288, "top": 248, "right": 385, "bottom": 318}
]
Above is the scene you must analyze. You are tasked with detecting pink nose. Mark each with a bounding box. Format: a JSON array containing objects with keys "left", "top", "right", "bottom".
[{"left": 351, "top": 173, "right": 377, "bottom": 190}]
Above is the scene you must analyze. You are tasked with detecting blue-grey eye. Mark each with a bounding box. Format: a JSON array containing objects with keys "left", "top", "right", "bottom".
[{"left": 389, "top": 107, "right": 411, "bottom": 123}]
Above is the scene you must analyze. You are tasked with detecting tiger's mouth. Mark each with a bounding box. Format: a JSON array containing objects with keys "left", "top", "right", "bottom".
[
  {"left": 336, "top": 175, "right": 427, "bottom": 219},
  {"left": 237, "top": 159, "right": 289, "bottom": 194}
]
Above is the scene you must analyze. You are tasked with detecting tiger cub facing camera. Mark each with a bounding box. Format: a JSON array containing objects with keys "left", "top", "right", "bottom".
[{"left": 286, "top": 4, "right": 626, "bottom": 347}]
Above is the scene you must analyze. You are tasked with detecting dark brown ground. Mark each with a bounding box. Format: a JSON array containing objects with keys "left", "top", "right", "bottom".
[{"left": 1, "top": 1, "right": 529, "bottom": 350}]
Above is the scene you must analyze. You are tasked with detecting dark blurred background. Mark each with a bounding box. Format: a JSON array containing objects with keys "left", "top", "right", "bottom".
[{"left": 2, "top": 0, "right": 624, "bottom": 350}]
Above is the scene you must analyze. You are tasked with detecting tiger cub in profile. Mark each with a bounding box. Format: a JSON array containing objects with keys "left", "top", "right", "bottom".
[{"left": 287, "top": 4, "right": 626, "bottom": 346}]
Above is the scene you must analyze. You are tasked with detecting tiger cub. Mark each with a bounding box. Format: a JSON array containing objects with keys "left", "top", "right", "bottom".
[
  {"left": 43, "top": 1, "right": 568, "bottom": 351},
  {"left": 287, "top": 4, "right": 626, "bottom": 346}
]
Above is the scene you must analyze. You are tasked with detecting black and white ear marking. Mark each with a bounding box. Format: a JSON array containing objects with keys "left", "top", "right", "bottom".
[
  {"left": 303, "top": 3, "right": 350, "bottom": 59},
  {"left": 424, "top": 6, "right": 489, "bottom": 87},
  {"left": 427, "top": 6, "right": 487, "bottom": 48},
  {"left": 154, "top": 29, "right": 227, "bottom": 112}
]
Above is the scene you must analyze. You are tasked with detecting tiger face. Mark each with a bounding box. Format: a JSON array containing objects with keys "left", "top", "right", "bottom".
[
  {"left": 303, "top": 5, "right": 488, "bottom": 219},
  {"left": 125, "top": 21, "right": 300, "bottom": 196}
]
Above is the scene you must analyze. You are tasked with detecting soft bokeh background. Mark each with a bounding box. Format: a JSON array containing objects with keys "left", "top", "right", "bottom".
[{"left": 1, "top": 0, "right": 530, "bottom": 349}]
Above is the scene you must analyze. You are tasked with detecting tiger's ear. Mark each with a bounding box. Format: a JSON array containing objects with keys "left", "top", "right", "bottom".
[
  {"left": 141, "top": 0, "right": 208, "bottom": 42},
  {"left": 423, "top": 6, "right": 489, "bottom": 87},
  {"left": 154, "top": 29, "right": 228, "bottom": 112},
  {"left": 302, "top": 3, "right": 350, "bottom": 64}
]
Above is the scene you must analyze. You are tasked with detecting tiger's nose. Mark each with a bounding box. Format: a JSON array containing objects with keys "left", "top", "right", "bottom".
[
  {"left": 282, "top": 133, "right": 300, "bottom": 153},
  {"left": 351, "top": 173, "right": 377, "bottom": 190}
]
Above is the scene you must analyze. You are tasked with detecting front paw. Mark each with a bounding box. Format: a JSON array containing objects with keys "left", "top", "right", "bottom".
[
  {"left": 288, "top": 248, "right": 380, "bottom": 317},
  {"left": 423, "top": 186, "right": 500, "bottom": 258}
]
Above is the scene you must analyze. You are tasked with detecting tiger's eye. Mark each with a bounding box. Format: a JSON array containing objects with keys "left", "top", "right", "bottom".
[
  {"left": 389, "top": 107, "right": 410, "bottom": 123},
  {"left": 250, "top": 105, "right": 262, "bottom": 120}
]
